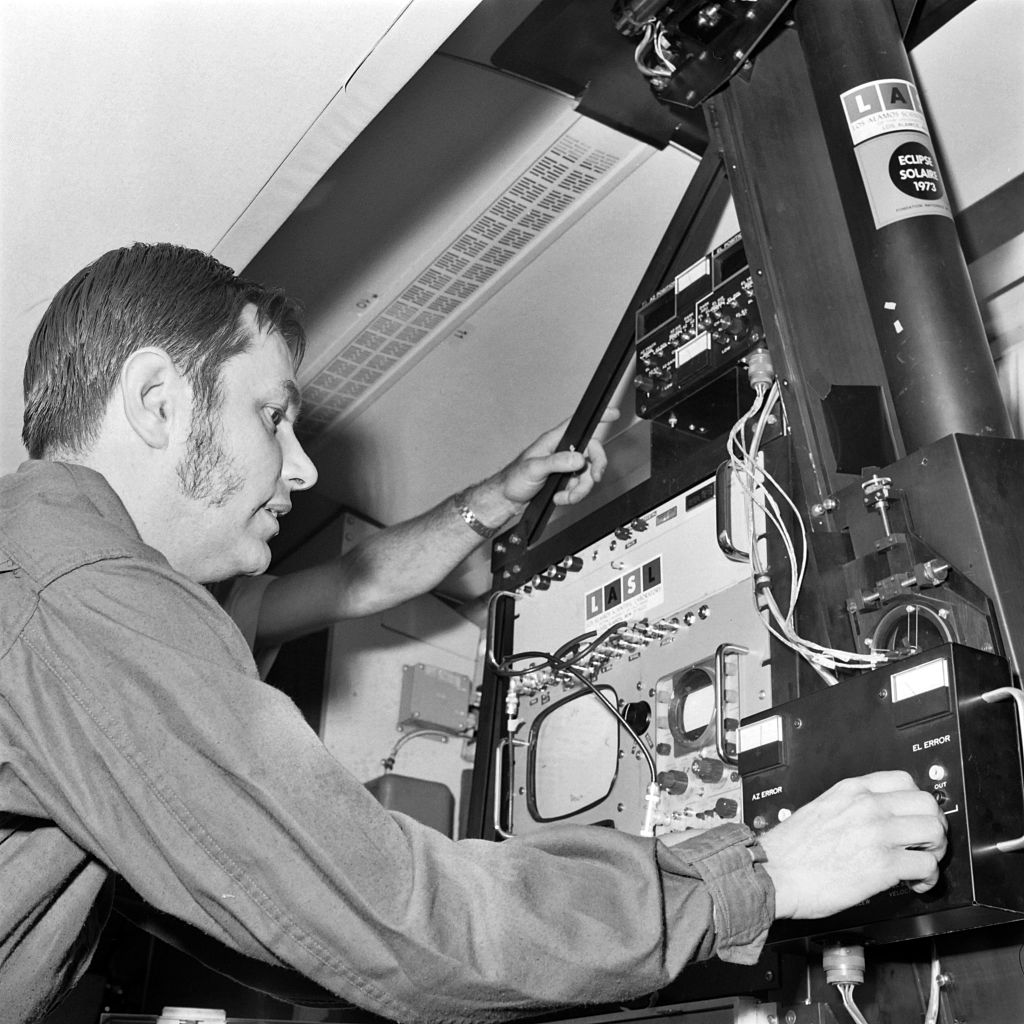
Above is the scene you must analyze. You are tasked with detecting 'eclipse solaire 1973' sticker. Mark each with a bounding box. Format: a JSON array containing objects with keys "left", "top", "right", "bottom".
[{"left": 840, "top": 78, "right": 952, "bottom": 229}]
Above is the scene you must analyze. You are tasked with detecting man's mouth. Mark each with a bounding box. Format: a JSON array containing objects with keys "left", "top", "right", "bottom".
[{"left": 261, "top": 503, "right": 290, "bottom": 524}]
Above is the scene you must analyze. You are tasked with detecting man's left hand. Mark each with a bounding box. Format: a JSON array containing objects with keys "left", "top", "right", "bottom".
[{"left": 496, "top": 408, "right": 620, "bottom": 510}]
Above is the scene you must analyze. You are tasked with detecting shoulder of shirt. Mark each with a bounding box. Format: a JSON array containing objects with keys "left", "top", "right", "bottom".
[
  {"left": 1, "top": 463, "right": 260, "bottom": 678},
  {"left": 1, "top": 460, "right": 167, "bottom": 588}
]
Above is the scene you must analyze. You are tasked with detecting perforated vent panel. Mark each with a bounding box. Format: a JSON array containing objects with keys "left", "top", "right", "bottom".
[{"left": 297, "top": 130, "right": 630, "bottom": 438}]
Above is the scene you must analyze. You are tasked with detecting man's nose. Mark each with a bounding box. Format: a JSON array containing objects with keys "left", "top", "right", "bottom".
[{"left": 282, "top": 430, "right": 318, "bottom": 491}]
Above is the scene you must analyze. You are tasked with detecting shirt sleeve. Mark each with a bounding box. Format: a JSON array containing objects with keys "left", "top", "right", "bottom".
[
  {"left": 659, "top": 825, "right": 775, "bottom": 965},
  {"left": 13, "top": 555, "right": 774, "bottom": 1024}
]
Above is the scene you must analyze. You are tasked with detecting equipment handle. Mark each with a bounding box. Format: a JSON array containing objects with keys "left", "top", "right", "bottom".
[
  {"left": 981, "top": 685, "right": 1024, "bottom": 853},
  {"left": 716, "top": 461, "right": 749, "bottom": 562},
  {"left": 492, "top": 737, "right": 517, "bottom": 839},
  {"left": 715, "top": 643, "right": 748, "bottom": 766}
]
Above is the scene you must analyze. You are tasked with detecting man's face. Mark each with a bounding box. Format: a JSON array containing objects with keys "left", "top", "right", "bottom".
[{"left": 171, "top": 310, "right": 317, "bottom": 582}]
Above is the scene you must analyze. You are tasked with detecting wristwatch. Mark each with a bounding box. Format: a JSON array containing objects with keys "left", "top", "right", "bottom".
[{"left": 453, "top": 492, "right": 499, "bottom": 539}]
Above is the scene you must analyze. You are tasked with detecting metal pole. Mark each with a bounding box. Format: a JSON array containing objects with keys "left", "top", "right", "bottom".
[{"left": 795, "top": 0, "right": 1011, "bottom": 452}]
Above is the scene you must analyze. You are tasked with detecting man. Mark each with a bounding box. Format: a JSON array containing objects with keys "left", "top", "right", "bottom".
[{"left": 2, "top": 243, "right": 947, "bottom": 1023}]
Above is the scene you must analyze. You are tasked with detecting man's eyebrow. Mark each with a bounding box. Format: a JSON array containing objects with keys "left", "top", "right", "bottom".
[{"left": 280, "top": 379, "right": 303, "bottom": 416}]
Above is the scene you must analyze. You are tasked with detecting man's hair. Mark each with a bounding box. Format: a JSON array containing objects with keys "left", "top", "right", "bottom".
[{"left": 22, "top": 242, "right": 306, "bottom": 459}]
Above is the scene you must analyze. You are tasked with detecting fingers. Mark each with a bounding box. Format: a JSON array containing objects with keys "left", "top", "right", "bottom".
[
  {"left": 581, "top": 438, "right": 609, "bottom": 481},
  {"left": 538, "top": 449, "right": 591, "bottom": 478},
  {"left": 520, "top": 409, "right": 621, "bottom": 460},
  {"left": 886, "top": 812, "right": 948, "bottom": 859},
  {"left": 517, "top": 423, "right": 571, "bottom": 461},
  {"left": 820, "top": 773, "right": 944, "bottom": 824},
  {"left": 762, "top": 771, "right": 950, "bottom": 919},
  {"left": 861, "top": 783, "right": 948, "bottom": 896},
  {"left": 870, "top": 786, "right": 949, "bottom": 825},
  {"left": 552, "top": 464, "right": 596, "bottom": 506},
  {"left": 535, "top": 444, "right": 609, "bottom": 506},
  {"left": 510, "top": 410, "right": 621, "bottom": 508},
  {"left": 501, "top": 408, "right": 619, "bottom": 507},
  {"left": 851, "top": 769, "right": 919, "bottom": 794},
  {"left": 844, "top": 786, "right": 948, "bottom": 893},
  {"left": 841, "top": 781, "right": 948, "bottom": 849},
  {"left": 899, "top": 849, "right": 943, "bottom": 893},
  {"left": 823, "top": 769, "right": 917, "bottom": 798}
]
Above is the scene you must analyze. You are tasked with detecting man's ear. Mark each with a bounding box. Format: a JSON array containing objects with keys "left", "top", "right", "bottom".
[{"left": 120, "top": 348, "right": 187, "bottom": 449}]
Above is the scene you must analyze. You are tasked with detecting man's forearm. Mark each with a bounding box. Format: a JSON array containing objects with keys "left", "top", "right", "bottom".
[
  {"left": 255, "top": 480, "right": 518, "bottom": 646},
  {"left": 253, "top": 419, "right": 609, "bottom": 648},
  {"left": 339, "top": 480, "right": 521, "bottom": 609}
]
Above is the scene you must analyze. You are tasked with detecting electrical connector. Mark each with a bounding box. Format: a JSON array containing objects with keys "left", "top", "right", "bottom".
[
  {"left": 745, "top": 347, "right": 774, "bottom": 389},
  {"left": 640, "top": 781, "right": 666, "bottom": 837},
  {"left": 823, "top": 940, "right": 866, "bottom": 985}
]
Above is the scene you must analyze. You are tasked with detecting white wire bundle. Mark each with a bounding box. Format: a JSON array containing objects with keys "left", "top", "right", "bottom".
[
  {"left": 727, "top": 380, "right": 888, "bottom": 682},
  {"left": 652, "top": 26, "right": 677, "bottom": 72},
  {"left": 633, "top": 23, "right": 676, "bottom": 78},
  {"left": 837, "top": 967, "right": 942, "bottom": 1024},
  {"left": 922, "top": 945, "right": 943, "bottom": 1024},
  {"left": 837, "top": 982, "right": 873, "bottom": 1024}
]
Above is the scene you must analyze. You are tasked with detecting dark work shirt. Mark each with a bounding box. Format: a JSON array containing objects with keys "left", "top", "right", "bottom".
[{"left": 0, "top": 460, "right": 773, "bottom": 1023}]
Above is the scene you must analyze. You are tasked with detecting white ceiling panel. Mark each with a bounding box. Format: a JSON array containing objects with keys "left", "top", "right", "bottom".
[{"left": 0, "top": 0, "right": 479, "bottom": 474}]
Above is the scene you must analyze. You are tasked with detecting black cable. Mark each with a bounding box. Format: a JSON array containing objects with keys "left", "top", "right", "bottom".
[
  {"left": 549, "top": 657, "right": 657, "bottom": 784},
  {"left": 491, "top": 622, "right": 629, "bottom": 679}
]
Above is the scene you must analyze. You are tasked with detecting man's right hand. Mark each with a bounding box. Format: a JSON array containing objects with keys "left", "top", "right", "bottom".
[{"left": 758, "top": 770, "right": 948, "bottom": 919}]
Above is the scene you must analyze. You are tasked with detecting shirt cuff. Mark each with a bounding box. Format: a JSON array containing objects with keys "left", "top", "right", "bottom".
[{"left": 668, "top": 823, "right": 775, "bottom": 965}]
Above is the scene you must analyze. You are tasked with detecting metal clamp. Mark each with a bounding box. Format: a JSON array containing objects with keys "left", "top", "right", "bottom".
[
  {"left": 715, "top": 643, "right": 748, "bottom": 766},
  {"left": 715, "top": 461, "right": 749, "bottom": 562},
  {"left": 981, "top": 685, "right": 1024, "bottom": 852}
]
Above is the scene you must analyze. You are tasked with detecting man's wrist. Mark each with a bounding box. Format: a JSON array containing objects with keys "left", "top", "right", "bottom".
[
  {"left": 756, "top": 829, "right": 794, "bottom": 919},
  {"left": 661, "top": 823, "right": 774, "bottom": 965},
  {"left": 452, "top": 491, "right": 501, "bottom": 539},
  {"left": 452, "top": 483, "right": 527, "bottom": 538}
]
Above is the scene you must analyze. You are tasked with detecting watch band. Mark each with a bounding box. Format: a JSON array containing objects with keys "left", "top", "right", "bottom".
[{"left": 453, "top": 492, "right": 499, "bottom": 539}]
